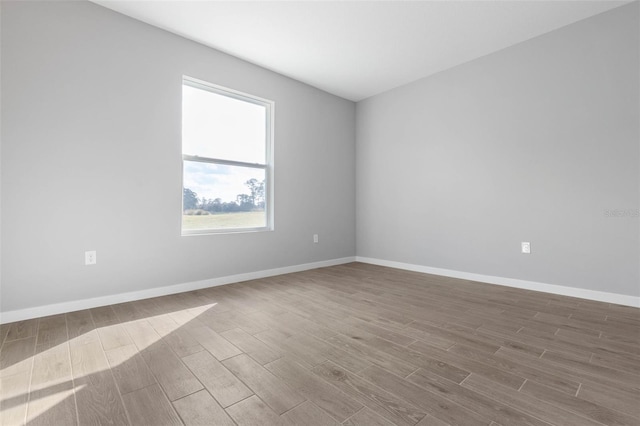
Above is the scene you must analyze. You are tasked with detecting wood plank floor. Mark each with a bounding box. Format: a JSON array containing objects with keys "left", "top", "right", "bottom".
[{"left": 1, "top": 262, "right": 638, "bottom": 425}]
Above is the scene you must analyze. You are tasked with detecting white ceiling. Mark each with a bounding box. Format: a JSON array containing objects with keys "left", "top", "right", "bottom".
[{"left": 91, "top": 0, "right": 628, "bottom": 101}]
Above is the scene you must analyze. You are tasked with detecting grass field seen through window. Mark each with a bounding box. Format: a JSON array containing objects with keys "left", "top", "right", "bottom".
[{"left": 182, "top": 211, "right": 266, "bottom": 231}]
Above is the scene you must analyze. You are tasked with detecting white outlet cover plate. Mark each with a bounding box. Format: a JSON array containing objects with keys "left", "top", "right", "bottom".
[
  {"left": 85, "top": 250, "right": 97, "bottom": 265},
  {"left": 521, "top": 242, "right": 531, "bottom": 254}
]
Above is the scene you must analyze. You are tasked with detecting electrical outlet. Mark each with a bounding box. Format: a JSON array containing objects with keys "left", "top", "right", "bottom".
[
  {"left": 85, "top": 250, "right": 97, "bottom": 265},
  {"left": 521, "top": 242, "right": 531, "bottom": 254},
  {"left": 313, "top": 234, "right": 319, "bottom": 244}
]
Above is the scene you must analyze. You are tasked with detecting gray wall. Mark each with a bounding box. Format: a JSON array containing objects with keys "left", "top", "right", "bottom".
[
  {"left": 2, "top": 1, "right": 637, "bottom": 314},
  {"left": 357, "top": 3, "right": 639, "bottom": 297},
  {"left": 1, "top": 1, "right": 356, "bottom": 312}
]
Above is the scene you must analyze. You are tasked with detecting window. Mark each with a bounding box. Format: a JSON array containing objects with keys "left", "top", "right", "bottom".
[{"left": 181, "top": 77, "right": 273, "bottom": 234}]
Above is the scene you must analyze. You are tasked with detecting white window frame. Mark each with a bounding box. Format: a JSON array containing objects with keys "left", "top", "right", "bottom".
[{"left": 181, "top": 76, "right": 274, "bottom": 235}]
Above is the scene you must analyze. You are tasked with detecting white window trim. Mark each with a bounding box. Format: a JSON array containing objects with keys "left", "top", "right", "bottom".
[{"left": 181, "top": 76, "right": 274, "bottom": 235}]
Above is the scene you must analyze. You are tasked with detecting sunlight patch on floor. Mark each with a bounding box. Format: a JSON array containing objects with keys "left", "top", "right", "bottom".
[
  {"left": 25, "top": 383, "right": 84, "bottom": 423},
  {"left": 0, "top": 300, "right": 220, "bottom": 424}
]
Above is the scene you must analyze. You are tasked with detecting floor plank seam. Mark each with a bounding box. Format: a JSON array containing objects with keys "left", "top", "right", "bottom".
[
  {"left": 23, "top": 319, "right": 40, "bottom": 425},
  {"left": 517, "top": 378, "right": 527, "bottom": 392}
]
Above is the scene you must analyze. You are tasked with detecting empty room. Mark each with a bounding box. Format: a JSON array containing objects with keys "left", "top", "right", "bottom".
[{"left": 1, "top": 0, "right": 638, "bottom": 425}]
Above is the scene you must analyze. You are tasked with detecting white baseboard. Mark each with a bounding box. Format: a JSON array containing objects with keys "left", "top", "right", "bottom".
[
  {"left": 0, "top": 256, "right": 356, "bottom": 324},
  {"left": 3, "top": 255, "right": 636, "bottom": 323},
  {"left": 356, "top": 256, "right": 640, "bottom": 308}
]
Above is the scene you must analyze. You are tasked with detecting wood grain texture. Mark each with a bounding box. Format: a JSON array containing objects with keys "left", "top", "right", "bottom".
[
  {"left": 225, "top": 395, "right": 284, "bottom": 426},
  {"left": 358, "top": 364, "right": 487, "bottom": 426},
  {"left": 182, "top": 349, "right": 252, "bottom": 408},
  {"left": 0, "top": 336, "right": 36, "bottom": 378},
  {"left": 69, "top": 340, "right": 109, "bottom": 377},
  {"left": 265, "top": 357, "right": 363, "bottom": 421},
  {"left": 312, "top": 361, "right": 427, "bottom": 426},
  {"left": 185, "top": 324, "right": 242, "bottom": 361},
  {"left": 66, "top": 310, "right": 97, "bottom": 345},
  {"left": 281, "top": 400, "right": 340, "bottom": 425},
  {"left": 97, "top": 324, "right": 133, "bottom": 352},
  {"left": 105, "top": 344, "right": 156, "bottom": 395},
  {"left": 30, "top": 343, "right": 72, "bottom": 391},
  {"left": 577, "top": 382, "right": 640, "bottom": 419},
  {"left": 462, "top": 374, "right": 603, "bottom": 426},
  {"left": 405, "top": 367, "right": 548, "bottom": 426},
  {"left": 89, "top": 306, "right": 119, "bottom": 325},
  {"left": 222, "top": 353, "right": 305, "bottom": 414},
  {"left": 414, "top": 414, "right": 451, "bottom": 426},
  {"left": 520, "top": 379, "right": 639, "bottom": 426},
  {"left": 141, "top": 342, "right": 203, "bottom": 401},
  {"left": 172, "top": 389, "right": 235, "bottom": 426},
  {"left": 35, "top": 314, "right": 68, "bottom": 351},
  {"left": 74, "top": 370, "right": 129, "bottom": 426},
  {"left": 0, "top": 371, "right": 31, "bottom": 425},
  {"left": 4, "top": 319, "right": 38, "bottom": 342},
  {"left": 0, "top": 324, "right": 10, "bottom": 348},
  {"left": 1, "top": 262, "right": 638, "bottom": 425},
  {"left": 26, "top": 381, "right": 78, "bottom": 426},
  {"left": 343, "top": 407, "right": 396, "bottom": 426},
  {"left": 122, "top": 383, "right": 182, "bottom": 426},
  {"left": 220, "top": 327, "right": 281, "bottom": 365},
  {"left": 69, "top": 340, "right": 130, "bottom": 424},
  {"left": 123, "top": 319, "right": 163, "bottom": 351},
  {"left": 148, "top": 315, "right": 205, "bottom": 358}
]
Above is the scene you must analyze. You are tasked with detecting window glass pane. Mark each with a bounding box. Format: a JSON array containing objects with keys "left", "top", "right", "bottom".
[
  {"left": 183, "top": 161, "right": 266, "bottom": 231},
  {"left": 182, "top": 84, "right": 266, "bottom": 164}
]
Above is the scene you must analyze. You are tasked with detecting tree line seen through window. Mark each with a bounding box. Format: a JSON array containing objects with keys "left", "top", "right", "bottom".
[{"left": 183, "top": 178, "right": 265, "bottom": 215}]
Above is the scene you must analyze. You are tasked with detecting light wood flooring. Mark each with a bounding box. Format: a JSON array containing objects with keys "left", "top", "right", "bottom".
[{"left": 1, "top": 262, "right": 639, "bottom": 425}]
